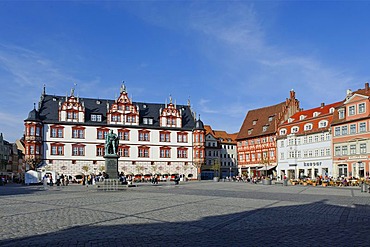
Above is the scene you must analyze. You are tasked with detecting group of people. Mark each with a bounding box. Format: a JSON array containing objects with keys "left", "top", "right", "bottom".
[{"left": 42, "top": 173, "right": 70, "bottom": 187}]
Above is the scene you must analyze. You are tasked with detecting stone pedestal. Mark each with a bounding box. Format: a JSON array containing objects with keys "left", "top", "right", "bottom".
[{"left": 104, "top": 154, "right": 119, "bottom": 179}]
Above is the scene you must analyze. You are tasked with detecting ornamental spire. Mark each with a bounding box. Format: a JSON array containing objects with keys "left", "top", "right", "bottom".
[{"left": 120, "top": 80, "right": 126, "bottom": 93}]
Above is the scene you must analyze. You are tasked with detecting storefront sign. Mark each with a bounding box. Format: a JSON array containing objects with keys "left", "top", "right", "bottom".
[{"left": 303, "top": 162, "right": 322, "bottom": 167}]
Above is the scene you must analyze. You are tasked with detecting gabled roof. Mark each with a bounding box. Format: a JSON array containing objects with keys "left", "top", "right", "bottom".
[
  {"left": 31, "top": 94, "right": 196, "bottom": 130},
  {"left": 236, "top": 102, "right": 285, "bottom": 140},
  {"left": 205, "top": 125, "right": 237, "bottom": 144}
]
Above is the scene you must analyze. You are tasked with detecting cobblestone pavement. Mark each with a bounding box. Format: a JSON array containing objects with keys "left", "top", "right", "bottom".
[{"left": 0, "top": 181, "right": 369, "bottom": 247}]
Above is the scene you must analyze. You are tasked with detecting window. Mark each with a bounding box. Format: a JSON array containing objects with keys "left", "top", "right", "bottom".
[
  {"left": 338, "top": 164, "right": 348, "bottom": 177},
  {"left": 291, "top": 127, "right": 299, "bottom": 133},
  {"left": 263, "top": 126, "right": 268, "bottom": 132},
  {"left": 248, "top": 129, "right": 253, "bottom": 135},
  {"left": 359, "top": 103, "right": 365, "bottom": 113},
  {"left": 319, "top": 121, "right": 327, "bottom": 128},
  {"left": 118, "top": 130, "right": 130, "bottom": 141},
  {"left": 160, "top": 131, "right": 171, "bottom": 142},
  {"left": 51, "top": 144, "right": 64, "bottom": 155},
  {"left": 143, "top": 118, "right": 154, "bottom": 125},
  {"left": 96, "top": 146, "right": 104, "bottom": 156},
  {"left": 50, "top": 126, "right": 64, "bottom": 138},
  {"left": 30, "top": 126, "right": 35, "bottom": 136},
  {"left": 160, "top": 147, "right": 171, "bottom": 158},
  {"left": 314, "top": 135, "right": 319, "bottom": 142},
  {"left": 139, "top": 130, "right": 150, "bottom": 141},
  {"left": 360, "top": 122, "right": 366, "bottom": 133},
  {"left": 111, "top": 115, "right": 121, "bottom": 122},
  {"left": 177, "top": 132, "right": 188, "bottom": 143},
  {"left": 342, "top": 146, "right": 348, "bottom": 155},
  {"left": 118, "top": 146, "right": 130, "bottom": 157},
  {"left": 350, "top": 145, "right": 356, "bottom": 154},
  {"left": 97, "top": 129, "right": 109, "bottom": 139},
  {"left": 280, "top": 140, "right": 284, "bottom": 147},
  {"left": 335, "top": 127, "right": 341, "bottom": 136},
  {"left": 72, "top": 145, "right": 85, "bottom": 156},
  {"left": 177, "top": 148, "right": 188, "bottom": 158},
  {"left": 342, "top": 126, "right": 348, "bottom": 135},
  {"left": 335, "top": 146, "right": 341, "bottom": 156},
  {"left": 280, "top": 129, "right": 287, "bottom": 135},
  {"left": 300, "top": 115, "right": 306, "bottom": 120},
  {"left": 72, "top": 128, "right": 85, "bottom": 139},
  {"left": 338, "top": 109, "right": 345, "bottom": 119},
  {"left": 348, "top": 105, "right": 355, "bottom": 116},
  {"left": 138, "top": 147, "right": 150, "bottom": 157},
  {"left": 253, "top": 120, "right": 257, "bottom": 125},
  {"left": 360, "top": 143, "right": 366, "bottom": 154},
  {"left": 350, "top": 124, "right": 356, "bottom": 134},
  {"left": 308, "top": 136, "right": 312, "bottom": 143},
  {"left": 326, "top": 148, "right": 330, "bottom": 156},
  {"left": 91, "top": 114, "right": 102, "bottom": 122}
]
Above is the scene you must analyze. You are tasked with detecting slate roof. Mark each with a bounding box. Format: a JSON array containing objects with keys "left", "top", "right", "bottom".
[
  {"left": 29, "top": 95, "right": 196, "bottom": 130},
  {"left": 236, "top": 102, "right": 286, "bottom": 140}
]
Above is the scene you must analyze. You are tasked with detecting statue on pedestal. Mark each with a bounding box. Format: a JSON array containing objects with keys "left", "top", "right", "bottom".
[{"left": 105, "top": 130, "right": 119, "bottom": 155}]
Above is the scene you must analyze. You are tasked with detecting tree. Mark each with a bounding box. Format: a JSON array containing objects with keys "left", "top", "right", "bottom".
[{"left": 211, "top": 159, "right": 221, "bottom": 178}]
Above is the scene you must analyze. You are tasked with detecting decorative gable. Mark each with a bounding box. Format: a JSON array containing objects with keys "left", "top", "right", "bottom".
[
  {"left": 59, "top": 88, "right": 85, "bottom": 122},
  {"left": 159, "top": 96, "right": 182, "bottom": 128},
  {"left": 106, "top": 82, "right": 139, "bottom": 126}
]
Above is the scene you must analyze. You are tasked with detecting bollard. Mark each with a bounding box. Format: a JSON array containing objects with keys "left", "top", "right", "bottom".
[{"left": 361, "top": 182, "right": 367, "bottom": 193}]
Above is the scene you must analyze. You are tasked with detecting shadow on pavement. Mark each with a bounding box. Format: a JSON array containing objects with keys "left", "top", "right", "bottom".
[{"left": 1, "top": 199, "right": 369, "bottom": 247}]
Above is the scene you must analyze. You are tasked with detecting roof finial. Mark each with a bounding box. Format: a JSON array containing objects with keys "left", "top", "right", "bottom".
[
  {"left": 187, "top": 96, "right": 191, "bottom": 106},
  {"left": 33, "top": 103, "right": 36, "bottom": 109},
  {"left": 169, "top": 94, "right": 173, "bottom": 104},
  {"left": 42, "top": 84, "right": 46, "bottom": 96},
  {"left": 120, "top": 80, "right": 126, "bottom": 93},
  {"left": 71, "top": 83, "right": 77, "bottom": 96}
]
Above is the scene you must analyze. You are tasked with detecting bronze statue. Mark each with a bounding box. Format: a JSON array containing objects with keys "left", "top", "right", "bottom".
[{"left": 105, "top": 130, "right": 119, "bottom": 155}]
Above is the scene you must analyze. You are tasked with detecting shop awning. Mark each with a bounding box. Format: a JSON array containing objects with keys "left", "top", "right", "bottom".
[{"left": 257, "top": 165, "right": 276, "bottom": 171}]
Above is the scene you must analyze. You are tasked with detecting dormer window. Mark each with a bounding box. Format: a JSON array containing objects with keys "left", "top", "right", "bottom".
[
  {"left": 313, "top": 112, "right": 320, "bottom": 117},
  {"left": 299, "top": 115, "right": 306, "bottom": 120},
  {"left": 348, "top": 105, "right": 355, "bottom": 116},
  {"left": 291, "top": 126, "right": 299, "bottom": 133},
  {"left": 338, "top": 109, "right": 345, "bottom": 119},
  {"left": 91, "top": 114, "right": 102, "bottom": 122},
  {"left": 304, "top": 123, "right": 313, "bottom": 131},
  {"left": 329, "top": 107, "right": 335, "bottom": 113},
  {"left": 268, "top": 116, "right": 274, "bottom": 122},
  {"left": 288, "top": 118, "right": 293, "bottom": 123},
  {"left": 253, "top": 120, "right": 257, "bottom": 125},
  {"left": 319, "top": 120, "right": 328, "bottom": 128},
  {"left": 279, "top": 129, "right": 287, "bottom": 135},
  {"left": 143, "top": 118, "right": 153, "bottom": 125},
  {"left": 263, "top": 125, "right": 268, "bottom": 132},
  {"left": 248, "top": 129, "right": 253, "bottom": 135},
  {"left": 359, "top": 103, "right": 365, "bottom": 113}
]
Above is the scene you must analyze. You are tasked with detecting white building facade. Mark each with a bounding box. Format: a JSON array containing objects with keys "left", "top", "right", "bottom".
[
  {"left": 277, "top": 102, "right": 342, "bottom": 179},
  {"left": 24, "top": 84, "right": 202, "bottom": 180}
]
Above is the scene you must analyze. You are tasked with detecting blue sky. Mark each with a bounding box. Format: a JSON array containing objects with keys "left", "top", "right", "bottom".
[{"left": 1, "top": 1, "right": 370, "bottom": 142}]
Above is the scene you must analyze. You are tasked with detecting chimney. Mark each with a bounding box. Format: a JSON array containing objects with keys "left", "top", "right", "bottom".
[
  {"left": 321, "top": 102, "right": 325, "bottom": 108},
  {"left": 290, "top": 89, "right": 295, "bottom": 99},
  {"left": 366, "top": 82, "right": 369, "bottom": 92}
]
